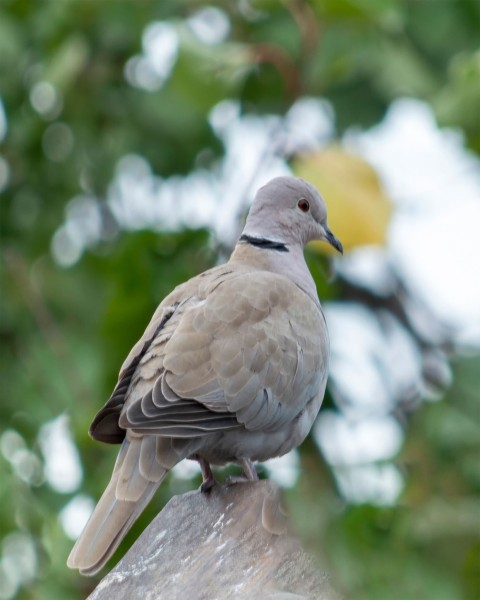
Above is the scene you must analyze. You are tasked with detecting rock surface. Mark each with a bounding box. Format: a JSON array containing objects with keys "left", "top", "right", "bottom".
[{"left": 88, "top": 481, "right": 340, "bottom": 600}]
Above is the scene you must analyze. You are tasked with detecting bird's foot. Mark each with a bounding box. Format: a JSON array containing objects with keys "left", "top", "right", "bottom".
[
  {"left": 226, "top": 458, "right": 259, "bottom": 485},
  {"left": 190, "top": 454, "right": 218, "bottom": 494},
  {"left": 225, "top": 474, "right": 250, "bottom": 485},
  {"left": 200, "top": 476, "right": 217, "bottom": 493}
]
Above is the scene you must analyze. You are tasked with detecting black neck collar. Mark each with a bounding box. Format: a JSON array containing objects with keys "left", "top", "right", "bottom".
[{"left": 239, "top": 234, "right": 289, "bottom": 252}]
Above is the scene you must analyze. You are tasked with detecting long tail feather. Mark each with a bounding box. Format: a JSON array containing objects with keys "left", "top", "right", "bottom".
[{"left": 67, "top": 437, "right": 168, "bottom": 576}]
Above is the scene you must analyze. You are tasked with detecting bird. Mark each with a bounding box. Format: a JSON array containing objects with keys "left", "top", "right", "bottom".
[{"left": 67, "top": 175, "right": 343, "bottom": 576}]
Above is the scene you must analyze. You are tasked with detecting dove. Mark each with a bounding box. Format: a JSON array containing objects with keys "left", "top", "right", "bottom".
[{"left": 67, "top": 176, "right": 343, "bottom": 576}]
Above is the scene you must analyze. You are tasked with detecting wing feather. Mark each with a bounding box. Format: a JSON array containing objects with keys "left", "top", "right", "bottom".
[
  {"left": 121, "top": 272, "right": 327, "bottom": 435},
  {"left": 94, "top": 268, "right": 327, "bottom": 441}
]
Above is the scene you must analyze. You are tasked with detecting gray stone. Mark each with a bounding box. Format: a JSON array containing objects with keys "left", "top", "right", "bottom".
[{"left": 88, "top": 481, "right": 340, "bottom": 600}]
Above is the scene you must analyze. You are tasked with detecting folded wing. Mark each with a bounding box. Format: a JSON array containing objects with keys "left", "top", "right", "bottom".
[{"left": 120, "top": 271, "right": 328, "bottom": 436}]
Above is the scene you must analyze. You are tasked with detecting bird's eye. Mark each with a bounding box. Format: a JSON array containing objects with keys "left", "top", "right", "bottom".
[{"left": 297, "top": 198, "right": 310, "bottom": 213}]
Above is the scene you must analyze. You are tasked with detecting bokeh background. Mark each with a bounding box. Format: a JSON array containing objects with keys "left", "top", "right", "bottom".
[{"left": 1, "top": 1, "right": 479, "bottom": 598}]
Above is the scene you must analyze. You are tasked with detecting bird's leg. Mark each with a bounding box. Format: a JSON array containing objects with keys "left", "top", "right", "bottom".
[
  {"left": 190, "top": 454, "right": 217, "bottom": 493},
  {"left": 240, "top": 458, "right": 259, "bottom": 481},
  {"left": 226, "top": 458, "right": 259, "bottom": 485}
]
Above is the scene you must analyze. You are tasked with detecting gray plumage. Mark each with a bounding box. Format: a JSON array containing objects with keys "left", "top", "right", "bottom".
[{"left": 67, "top": 176, "right": 342, "bottom": 576}]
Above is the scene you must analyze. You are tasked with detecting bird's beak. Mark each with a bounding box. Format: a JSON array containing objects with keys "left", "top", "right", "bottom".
[{"left": 323, "top": 225, "right": 343, "bottom": 255}]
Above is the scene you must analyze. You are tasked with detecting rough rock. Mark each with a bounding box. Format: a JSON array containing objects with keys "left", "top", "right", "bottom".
[{"left": 88, "top": 481, "right": 340, "bottom": 600}]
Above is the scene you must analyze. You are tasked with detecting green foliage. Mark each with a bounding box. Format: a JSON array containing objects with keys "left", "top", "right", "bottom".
[
  {"left": 0, "top": 1, "right": 478, "bottom": 599},
  {"left": 290, "top": 355, "right": 480, "bottom": 600}
]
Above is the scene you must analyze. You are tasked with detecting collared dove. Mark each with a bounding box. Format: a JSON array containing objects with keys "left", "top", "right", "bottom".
[{"left": 67, "top": 176, "right": 343, "bottom": 576}]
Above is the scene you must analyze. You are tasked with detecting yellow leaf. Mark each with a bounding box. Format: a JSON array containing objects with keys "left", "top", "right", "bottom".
[{"left": 293, "top": 147, "right": 392, "bottom": 254}]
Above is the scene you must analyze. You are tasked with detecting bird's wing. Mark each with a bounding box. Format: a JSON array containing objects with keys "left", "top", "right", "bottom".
[
  {"left": 120, "top": 269, "right": 329, "bottom": 436},
  {"left": 88, "top": 263, "right": 236, "bottom": 443}
]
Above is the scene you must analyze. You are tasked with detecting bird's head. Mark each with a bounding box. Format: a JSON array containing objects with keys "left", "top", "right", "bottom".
[{"left": 244, "top": 176, "right": 343, "bottom": 254}]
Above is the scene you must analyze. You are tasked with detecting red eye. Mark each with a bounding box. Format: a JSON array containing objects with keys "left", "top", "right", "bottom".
[{"left": 298, "top": 198, "right": 310, "bottom": 212}]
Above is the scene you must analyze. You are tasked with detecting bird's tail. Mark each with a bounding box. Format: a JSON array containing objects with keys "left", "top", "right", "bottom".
[{"left": 67, "top": 435, "right": 171, "bottom": 576}]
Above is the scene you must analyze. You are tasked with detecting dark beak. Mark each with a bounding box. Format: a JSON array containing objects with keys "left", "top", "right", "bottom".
[{"left": 324, "top": 225, "right": 343, "bottom": 255}]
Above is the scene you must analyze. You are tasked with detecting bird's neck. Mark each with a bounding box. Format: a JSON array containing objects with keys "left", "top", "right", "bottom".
[{"left": 229, "top": 239, "right": 320, "bottom": 306}]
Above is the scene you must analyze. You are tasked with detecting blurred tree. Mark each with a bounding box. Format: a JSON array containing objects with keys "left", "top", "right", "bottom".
[{"left": 0, "top": 1, "right": 479, "bottom": 599}]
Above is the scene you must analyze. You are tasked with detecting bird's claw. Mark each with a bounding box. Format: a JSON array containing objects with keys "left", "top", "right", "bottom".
[
  {"left": 200, "top": 476, "right": 218, "bottom": 494},
  {"left": 225, "top": 474, "right": 250, "bottom": 486}
]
